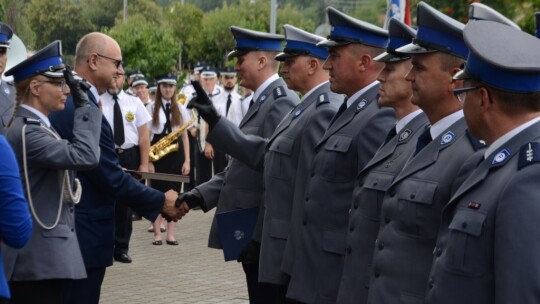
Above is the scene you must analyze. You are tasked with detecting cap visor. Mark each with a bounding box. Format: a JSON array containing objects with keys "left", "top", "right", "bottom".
[
  {"left": 227, "top": 49, "right": 248, "bottom": 60},
  {"left": 453, "top": 69, "right": 472, "bottom": 80},
  {"left": 316, "top": 39, "right": 350, "bottom": 47},
  {"left": 274, "top": 52, "right": 297, "bottom": 61},
  {"left": 157, "top": 80, "right": 177, "bottom": 85},
  {"left": 395, "top": 43, "right": 437, "bottom": 55},
  {"left": 374, "top": 52, "right": 410, "bottom": 63}
]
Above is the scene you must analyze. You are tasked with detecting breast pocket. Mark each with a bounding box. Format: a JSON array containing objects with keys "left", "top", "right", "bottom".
[
  {"left": 320, "top": 135, "right": 354, "bottom": 182},
  {"left": 242, "top": 126, "right": 260, "bottom": 136},
  {"left": 445, "top": 207, "right": 489, "bottom": 276},
  {"left": 267, "top": 136, "right": 294, "bottom": 180},
  {"left": 396, "top": 179, "right": 439, "bottom": 238},
  {"left": 361, "top": 171, "right": 395, "bottom": 220},
  {"left": 41, "top": 224, "right": 72, "bottom": 238}
]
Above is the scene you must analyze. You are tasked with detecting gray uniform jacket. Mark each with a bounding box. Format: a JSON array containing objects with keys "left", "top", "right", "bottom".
[
  {"left": 368, "top": 117, "right": 484, "bottom": 304},
  {"left": 286, "top": 84, "right": 395, "bottom": 304},
  {"left": 208, "top": 82, "right": 341, "bottom": 284},
  {"left": 337, "top": 112, "right": 429, "bottom": 304},
  {"left": 197, "top": 78, "right": 299, "bottom": 249},
  {"left": 0, "top": 81, "right": 15, "bottom": 134},
  {"left": 2, "top": 105, "right": 102, "bottom": 280},
  {"left": 425, "top": 121, "right": 540, "bottom": 304}
]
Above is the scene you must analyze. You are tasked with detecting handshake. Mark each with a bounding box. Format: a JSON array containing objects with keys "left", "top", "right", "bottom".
[{"left": 160, "top": 190, "right": 203, "bottom": 222}]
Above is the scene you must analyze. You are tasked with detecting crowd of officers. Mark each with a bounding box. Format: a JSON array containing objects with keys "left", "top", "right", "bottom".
[{"left": 1, "top": 1, "right": 540, "bottom": 304}]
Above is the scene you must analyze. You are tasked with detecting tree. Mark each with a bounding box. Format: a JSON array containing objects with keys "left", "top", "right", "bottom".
[
  {"left": 107, "top": 14, "right": 178, "bottom": 81},
  {"left": 26, "top": 0, "right": 94, "bottom": 54},
  {"left": 163, "top": 3, "right": 204, "bottom": 69}
]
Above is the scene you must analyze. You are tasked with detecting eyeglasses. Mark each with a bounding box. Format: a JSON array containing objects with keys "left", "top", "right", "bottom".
[
  {"left": 97, "top": 53, "right": 123, "bottom": 69},
  {"left": 453, "top": 86, "right": 480, "bottom": 103},
  {"left": 38, "top": 80, "right": 67, "bottom": 91}
]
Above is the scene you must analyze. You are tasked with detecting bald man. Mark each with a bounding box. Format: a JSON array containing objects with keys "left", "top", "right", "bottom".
[{"left": 49, "top": 32, "right": 184, "bottom": 304}]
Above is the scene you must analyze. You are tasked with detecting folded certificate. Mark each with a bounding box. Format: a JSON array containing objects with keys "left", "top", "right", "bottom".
[
  {"left": 124, "top": 169, "right": 190, "bottom": 183},
  {"left": 216, "top": 207, "right": 259, "bottom": 261}
]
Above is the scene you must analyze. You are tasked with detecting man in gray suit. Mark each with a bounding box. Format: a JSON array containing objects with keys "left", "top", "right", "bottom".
[
  {"left": 178, "top": 26, "right": 299, "bottom": 303},
  {"left": 336, "top": 19, "right": 429, "bottom": 304},
  {"left": 426, "top": 20, "right": 540, "bottom": 304},
  {"left": 0, "top": 23, "right": 15, "bottom": 134},
  {"left": 366, "top": 2, "right": 484, "bottom": 303},
  {"left": 187, "top": 24, "right": 341, "bottom": 302},
  {"left": 285, "top": 7, "right": 395, "bottom": 303}
]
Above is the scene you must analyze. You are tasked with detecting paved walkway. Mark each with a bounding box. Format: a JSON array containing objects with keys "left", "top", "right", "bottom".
[{"left": 101, "top": 209, "right": 249, "bottom": 304}]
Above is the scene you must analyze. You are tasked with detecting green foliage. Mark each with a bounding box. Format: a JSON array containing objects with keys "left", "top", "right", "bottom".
[
  {"left": 107, "top": 14, "right": 178, "bottom": 81},
  {"left": 163, "top": 3, "right": 204, "bottom": 68},
  {"left": 80, "top": 0, "right": 122, "bottom": 30},
  {"left": 26, "top": 0, "right": 94, "bottom": 53}
]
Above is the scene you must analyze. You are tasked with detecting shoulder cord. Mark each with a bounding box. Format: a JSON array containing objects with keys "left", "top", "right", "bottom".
[{"left": 21, "top": 124, "right": 82, "bottom": 230}]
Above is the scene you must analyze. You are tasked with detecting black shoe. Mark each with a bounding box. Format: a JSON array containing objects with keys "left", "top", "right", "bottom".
[
  {"left": 166, "top": 240, "right": 179, "bottom": 246},
  {"left": 114, "top": 253, "right": 132, "bottom": 263}
]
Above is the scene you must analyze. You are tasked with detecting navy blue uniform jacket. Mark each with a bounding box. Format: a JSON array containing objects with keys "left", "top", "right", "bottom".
[{"left": 49, "top": 94, "right": 164, "bottom": 269}]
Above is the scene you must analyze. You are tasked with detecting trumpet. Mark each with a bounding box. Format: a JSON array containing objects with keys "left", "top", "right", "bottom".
[{"left": 149, "top": 109, "right": 196, "bottom": 162}]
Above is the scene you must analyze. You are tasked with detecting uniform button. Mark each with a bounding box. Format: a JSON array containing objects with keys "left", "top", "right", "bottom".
[
  {"left": 377, "top": 241, "right": 384, "bottom": 250},
  {"left": 349, "top": 226, "right": 354, "bottom": 232},
  {"left": 388, "top": 188, "right": 396, "bottom": 197},
  {"left": 70, "top": 208, "right": 74, "bottom": 213},
  {"left": 277, "top": 145, "right": 280, "bottom": 150},
  {"left": 384, "top": 217, "right": 390, "bottom": 224},
  {"left": 305, "top": 197, "right": 309, "bottom": 201},
  {"left": 462, "top": 222, "right": 468, "bottom": 229},
  {"left": 428, "top": 277, "right": 434, "bottom": 289},
  {"left": 302, "top": 220, "right": 307, "bottom": 226},
  {"left": 83, "top": 115, "right": 89, "bottom": 121},
  {"left": 435, "top": 247, "right": 442, "bottom": 257},
  {"left": 334, "top": 144, "right": 338, "bottom": 148},
  {"left": 410, "top": 194, "right": 415, "bottom": 199},
  {"left": 346, "top": 246, "right": 352, "bottom": 254},
  {"left": 71, "top": 228, "right": 75, "bottom": 232},
  {"left": 373, "top": 182, "right": 378, "bottom": 186},
  {"left": 374, "top": 269, "right": 380, "bottom": 278}
]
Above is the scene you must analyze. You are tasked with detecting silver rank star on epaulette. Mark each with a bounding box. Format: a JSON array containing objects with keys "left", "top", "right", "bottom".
[
  {"left": 519, "top": 142, "right": 540, "bottom": 169},
  {"left": 24, "top": 117, "right": 41, "bottom": 125},
  {"left": 273, "top": 86, "right": 286, "bottom": 99},
  {"left": 316, "top": 93, "right": 330, "bottom": 107}
]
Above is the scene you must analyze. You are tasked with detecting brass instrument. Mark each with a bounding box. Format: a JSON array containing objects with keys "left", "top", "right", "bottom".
[
  {"left": 177, "top": 93, "right": 187, "bottom": 105},
  {"left": 149, "top": 109, "right": 196, "bottom": 162}
]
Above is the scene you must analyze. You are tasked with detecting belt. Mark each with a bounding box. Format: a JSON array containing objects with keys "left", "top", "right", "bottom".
[{"left": 116, "top": 146, "right": 137, "bottom": 154}]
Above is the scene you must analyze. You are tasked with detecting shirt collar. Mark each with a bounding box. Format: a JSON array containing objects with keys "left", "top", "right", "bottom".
[
  {"left": 253, "top": 74, "right": 279, "bottom": 102},
  {"left": 396, "top": 109, "right": 424, "bottom": 133},
  {"left": 430, "top": 110, "right": 463, "bottom": 139},
  {"left": 21, "top": 104, "right": 51, "bottom": 127},
  {"left": 484, "top": 116, "right": 540, "bottom": 159},
  {"left": 301, "top": 81, "right": 328, "bottom": 102},
  {"left": 346, "top": 80, "right": 380, "bottom": 108}
]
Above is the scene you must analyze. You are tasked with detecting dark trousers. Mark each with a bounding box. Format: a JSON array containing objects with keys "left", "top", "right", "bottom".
[
  {"left": 114, "top": 146, "right": 140, "bottom": 255},
  {"left": 10, "top": 279, "right": 67, "bottom": 304},
  {"left": 63, "top": 267, "right": 106, "bottom": 304},
  {"left": 241, "top": 262, "right": 288, "bottom": 304},
  {"left": 196, "top": 150, "right": 213, "bottom": 186}
]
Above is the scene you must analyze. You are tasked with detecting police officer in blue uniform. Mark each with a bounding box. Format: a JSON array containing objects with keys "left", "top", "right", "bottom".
[
  {"left": 179, "top": 26, "right": 299, "bottom": 303},
  {"left": 426, "top": 20, "right": 540, "bottom": 304},
  {"left": 366, "top": 2, "right": 485, "bottom": 303},
  {"left": 285, "top": 7, "right": 395, "bottom": 303},
  {"left": 336, "top": 19, "right": 429, "bottom": 304},
  {"left": 0, "top": 23, "right": 15, "bottom": 135}
]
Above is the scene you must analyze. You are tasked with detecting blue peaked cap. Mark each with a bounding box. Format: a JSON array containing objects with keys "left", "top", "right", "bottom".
[
  {"left": 535, "top": 12, "right": 540, "bottom": 38},
  {"left": 396, "top": 1, "right": 468, "bottom": 59},
  {"left": 0, "top": 23, "right": 13, "bottom": 47},
  {"left": 374, "top": 18, "right": 416, "bottom": 62},
  {"left": 468, "top": 3, "right": 520, "bottom": 30},
  {"left": 155, "top": 72, "right": 177, "bottom": 85},
  {"left": 227, "top": 26, "right": 284, "bottom": 59},
  {"left": 5, "top": 40, "right": 64, "bottom": 82},
  {"left": 454, "top": 21, "right": 540, "bottom": 93},
  {"left": 318, "top": 7, "right": 388, "bottom": 48},
  {"left": 275, "top": 24, "right": 328, "bottom": 61}
]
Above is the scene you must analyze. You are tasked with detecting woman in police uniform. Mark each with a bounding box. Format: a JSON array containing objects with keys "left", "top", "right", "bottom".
[
  {"left": 147, "top": 73, "right": 190, "bottom": 245},
  {"left": 1, "top": 41, "right": 102, "bottom": 303}
]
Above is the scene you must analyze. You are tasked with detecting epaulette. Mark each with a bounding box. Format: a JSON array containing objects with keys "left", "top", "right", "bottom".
[
  {"left": 24, "top": 117, "right": 41, "bottom": 125},
  {"left": 466, "top": 130, "right": 486, "bottom": 151},
  {"left": 518, "top": 142, "right": 540, "bottom": 169},
  {"left": 273, "top": 86, "right": 287, "bottom": 99},
  {"left": 316, "top": 93, "right": 330, "bottom": 107}
]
